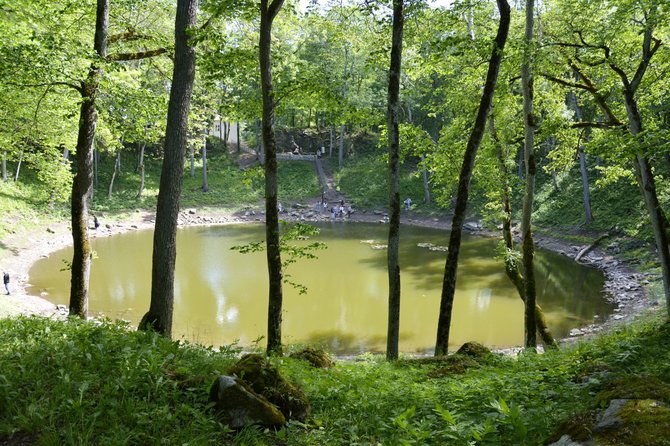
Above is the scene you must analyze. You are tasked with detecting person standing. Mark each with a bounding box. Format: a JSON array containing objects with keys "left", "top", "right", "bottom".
[{"left": 3, "top": 271, "right": 9, "bottom": 295}]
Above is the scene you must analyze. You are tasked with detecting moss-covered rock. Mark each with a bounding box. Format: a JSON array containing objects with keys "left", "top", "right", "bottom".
[
  {"left": 289, "top": 347, "right": 334, "bottom": 368},
  {"left": 594, "top": 375, "right": 670, "bottom": 406},
  {"left": 595, "top": 399, "right": 670, "bottom": 445},
  {"left": 208, "top": 375, "right": 286, "bottom": 429},
  {"left": 456, "top": 341, "right": 492, "bottom": 359},
  {"left": 228, "top": 354, "right": 311, "bottom": 422},
  {"left": 546, "top": 374, "right": 670, "bottom": 446},
  {"left": 427, "top": 355, "right": 480, "bottom": 378}
]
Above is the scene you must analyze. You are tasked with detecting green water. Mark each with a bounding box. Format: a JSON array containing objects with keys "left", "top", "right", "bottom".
[{"left": 28, "top": 223, "right": 613, "bottom": 353}]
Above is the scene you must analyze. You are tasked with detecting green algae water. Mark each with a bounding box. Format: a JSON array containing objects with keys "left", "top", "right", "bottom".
[{"left": 28, "top": 223, "right": 613, "bottom": 353}]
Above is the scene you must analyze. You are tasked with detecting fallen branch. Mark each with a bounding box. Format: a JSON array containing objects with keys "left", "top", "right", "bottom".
[{"left": 575, "top": 233, "right": 610, "bottom": 262}]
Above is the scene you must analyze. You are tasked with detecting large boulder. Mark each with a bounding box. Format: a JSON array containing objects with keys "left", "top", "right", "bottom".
[
  {"left": 228, "top": 354, "right": 311, "bottom": 422},
  {"left": 208, "top": 375, "right": 286, "bottom": 429}
]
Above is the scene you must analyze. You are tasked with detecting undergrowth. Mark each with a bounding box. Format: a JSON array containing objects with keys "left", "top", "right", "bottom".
[{"left": 1, "top": 314, "right": 668, "bottom": 445}]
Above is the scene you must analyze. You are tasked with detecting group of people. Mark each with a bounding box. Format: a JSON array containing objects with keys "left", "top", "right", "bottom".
[{"left": 329, "top": 199, "right": 354, "bottom": 219}]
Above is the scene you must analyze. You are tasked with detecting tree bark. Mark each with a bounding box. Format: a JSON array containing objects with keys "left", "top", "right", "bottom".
[
  {"left": 69, "top": 0, "right": 108, "bottom": 319},
  {"left": 386, "top": 0, "right": 403, "bottom": 361},
  {"left": 107, "top": 152, "right": 120, "bottom": 199},
  {"left": 236, "top": 121, "right": 241, "bottom": 153},
  {"left": 189, "top": 142, "right": 195, "bottom": 177},
  {"left": 260, "top": 0, "right": 285, "bottom": 356},
  {"left": 490, "top": 114, "right": 558, "bottom": 349},
  {"left": 338, "top": 47, "right": 348, "bottom": 168},
  {"left": 14, "top": 152, "right": 22, "bottom": 182},
  {"left": 570, "top": 92, "right": 593, "bottom": 225},
  {"left": 434, "top": 0, "right": 511, "bottom": 356},
  {"left": 329, "top": 126, "right": 334, "bottom": 158},
  {"left": 202, "top": 133, "right": 209, "bottom": 192},
  {"left": 137, "top": 142, "right": 146, "bottom": 198},
  {"left": 421, "top": 153, "right": 431, "bottom": 204},
  {"left": 93, "top": 149, "right": 99, "bottom": 190},
  {"left": 139, "top": 0, "right": 198, "bottom": 336},
  {"left": 520, "top": 0, "right": 537, "bottom": 349}
]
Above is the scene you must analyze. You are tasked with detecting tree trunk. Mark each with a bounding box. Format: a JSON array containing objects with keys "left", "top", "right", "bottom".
[
  {"left": 434, "top": 0, "right": 511, "bottom": 356},
  {"left": 421, "top": 153, "right": 431, "bottom": 204},
  {"left": 338, "top": 48, "right": 348, "bottom": 168},
  {"left": 107, "top": 152, "right": 120, "bottom": 199},
  {"left": 236, "top": 121, "right": 241, "bottom": 153},
  {"left": 69, "top": 0, "right": 108, "bottom": 319},
  {"left": 260, "top": 0, "right": 285, "bottom": 356},
  {"left": 139, "top": 0, "right": 198, "bottom": 336},
  {"left": 329, "top": 126, "right": 334, "bottom": 158},
  {"left": 338, "top": 124, "right": 345, "bottom": 168},
  {"left": 520, "top": 0, "right": 537, "bottom": 349},
  {"left": 579, "top": 146, "right": 593, "bottom": 225},
  {"left": 202, "top": 133, "right": 209, "bottom": 192},
  {"left": 14, "top": 152, "right": 23, "bottom": 181},
  {"left": 189, "top": 142, "right": 195, "bottom": 177},
  {"left": 137, "top": 142, "right": 146, "bottom": 198},
  {"left": 2, "top": 151, "right": 7, "bottom": 181},
  {"left": 93, "top": 149, "right": 99, "bottom": 190},
  {"left": 386, "top": 0, "right": 403, "bottom": 361},
  {"left": 224, "top": 122, "right": 231, "bottom": 148},
  {"left": 490, "top": 114, "right": 558, "bottom": 349},
  {"left": 571, "top": 93, "right": 593, "bottom": 225}
]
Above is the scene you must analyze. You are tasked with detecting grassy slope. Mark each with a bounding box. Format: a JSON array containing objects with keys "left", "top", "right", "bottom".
[{"left": 0, "top": 315, "right": 668, "bottom": 445}]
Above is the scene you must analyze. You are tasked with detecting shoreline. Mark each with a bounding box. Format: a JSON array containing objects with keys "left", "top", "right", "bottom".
[{"left": 0, "top": 203, "right": 658, "bottom": 347}]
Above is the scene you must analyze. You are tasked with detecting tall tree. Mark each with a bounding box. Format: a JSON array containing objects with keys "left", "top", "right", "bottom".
[
  {"left": 260, "top": 0, "right": 285, "bottom": 356},
  {"left": 69, "top": 0, "right": 109, "bottom": 318},
  {"left": 544, "top": 0, "right": 670, "bottom": 317},
  {"left": 434, "top": 0, "right": 511, "bottom": 356},
  {"left": 386, "top": 0, "right": 404, "bottom": 361},
  {"left": 520, "top": 0, "right": 537, "bottom": 349},
  {"left": 139, "top": 0, "right": 198, "bottom": 336}
]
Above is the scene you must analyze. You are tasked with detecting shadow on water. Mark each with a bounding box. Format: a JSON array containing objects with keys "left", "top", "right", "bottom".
[{"left": 28, "top": 221, "right": 615, "bottom": 352}]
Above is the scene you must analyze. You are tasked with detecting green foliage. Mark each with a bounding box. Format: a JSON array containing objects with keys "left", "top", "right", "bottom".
[
  {"left": 0, "top": 317, "right": 239, "bottom": 444},
  {"left": 231, "top": 221, "right": 326, "bottom": 295},
  {"left": 335, "top": 156, "right": 427, "bottom": 208},
  {"left": 1, "top": 309, "right": 670, "bottom": 445}
]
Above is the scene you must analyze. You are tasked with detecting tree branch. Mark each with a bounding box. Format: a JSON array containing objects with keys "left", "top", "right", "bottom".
[
  {"left": 569, "top": 59, "right": 623, "bottom": 126},
  {"left": 108, "top": 29, "right": 153, "bottom": 44},
  {"left": 570, "top": 121, "right": 624, "bottom": 129},
  {"left": 630, "top": 33, "right": 662, "bottom": 93},
  {"left": 106, "top": 48, "right": 167, "bottom": 61},
  {"left": 267, "top": 0, "right": 285, "bottom": 21},
  {"left": 5, "top": 80, "right": 82, "bottom": 94},
  {"left": 540, "top": 73, "right": 589, "bottom": 91}
]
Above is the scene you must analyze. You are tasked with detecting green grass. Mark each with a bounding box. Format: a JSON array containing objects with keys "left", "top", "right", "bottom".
[
  {"left": 334, "top": 156, "right": 429, "bottom": 209},
  {"left": 1, "top": 314, "right": 669, "bottom": 445}
]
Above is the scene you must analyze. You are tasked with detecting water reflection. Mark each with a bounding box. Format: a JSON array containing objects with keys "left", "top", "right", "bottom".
[{"left": 28, "top": 223, "right": 615, "bottom": 353}]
